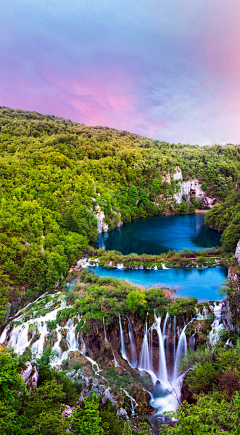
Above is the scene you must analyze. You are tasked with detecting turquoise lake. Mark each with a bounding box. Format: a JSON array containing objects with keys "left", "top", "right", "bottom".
[
  {"left": 88, "top": 266, "right": 227, "bottom": 301},
  {"left": 98, "top": 214, "right": 222, "bottom": 255},
  {"left": 93, "top": 214, "right": 227, "bottom": 301}
]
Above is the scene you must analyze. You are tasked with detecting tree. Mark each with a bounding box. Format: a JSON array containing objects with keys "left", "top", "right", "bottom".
[
  {"left": 70, "top": 394, "right": 104, "bottom": 435},
  {"left": 128, "top": 185, "right": 138, "bottom": 206},
  {"left": 163, "top": 392, "right": 240, "bottom": 434},
  {"left": 0, "top": 349, "right": 27, "bottom": 435},
  {"left": 23, "top": 380, "right": 67, "bottom": 435}
]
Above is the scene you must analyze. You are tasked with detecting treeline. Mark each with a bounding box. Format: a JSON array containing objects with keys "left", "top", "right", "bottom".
[
  {"left": 205, "top": 189, "right": 240, "bottom": 252},
  {"left": 0, "top": 107, "right": 240, "bottom": 319}
]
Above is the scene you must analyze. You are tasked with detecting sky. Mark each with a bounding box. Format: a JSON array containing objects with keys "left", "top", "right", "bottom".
[{"left": 1, "top": 0, "right": 240, "bottom": 145}]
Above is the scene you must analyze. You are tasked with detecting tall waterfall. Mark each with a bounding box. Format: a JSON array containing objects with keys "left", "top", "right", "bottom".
[
  {"left": 173, "top": 324, "right": 187, "bottom": 381},
  {"left": 138, "top": 322, "right": 151, "bottom": 372},
  {"left": 103, "top": 317, "right": 120, "bottom": 367},
  {"left": 162, "top": 312, "right": 169, "bottom": 338},
  {"left": 127, "top": 316, "right": 138, "bottom": 368},
  {"left": 119, "top": 314, "right": 131, "bottom": 366},
  {"left": 154, "top": 315, "right": 168, "bottom": 383},
  {"left": 103, "top": 317, "right": 110, "bottom": 344},
  {"left": 173, "top": 315, "right": 176, "bottom": 359}
]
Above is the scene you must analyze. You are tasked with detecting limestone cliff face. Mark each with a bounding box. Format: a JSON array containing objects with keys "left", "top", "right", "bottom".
[
  {"left": 94, "top": 205, "right": 109, "bottom": 233},
  {"left": 172, "top": 167, "right": 217, "bottom": 208}
]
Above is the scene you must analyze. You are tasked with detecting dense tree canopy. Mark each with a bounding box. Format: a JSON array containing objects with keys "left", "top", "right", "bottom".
[{"left": 0, "top": 106, "right": 239, "bottom": 319}]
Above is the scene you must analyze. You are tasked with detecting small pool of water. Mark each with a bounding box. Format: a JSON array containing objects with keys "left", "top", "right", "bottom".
[
  {"left": 88, "top": 266, "right": 227, "bottom": 301},
  {"left": 98, "top": 214, "right": 221, "bottom": 255}
]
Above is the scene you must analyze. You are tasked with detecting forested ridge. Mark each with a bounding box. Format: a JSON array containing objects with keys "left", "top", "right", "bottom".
[{"left": 0, "top": 106, "right": 240, "bottom": 319}]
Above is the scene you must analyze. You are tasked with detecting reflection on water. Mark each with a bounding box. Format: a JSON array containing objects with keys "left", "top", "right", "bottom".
[{"left": 97, "top": 214, "right": 221, "bottom": 255}]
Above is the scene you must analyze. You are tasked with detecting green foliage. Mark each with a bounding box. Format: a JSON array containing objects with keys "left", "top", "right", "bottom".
[
  {"left": 167, "top": 297, "right": 197, "bottom": 316},
  {"left": 126, "top": 289, "right": 147, "bottom": 317},
  {"left": 164, "top": 392, "right": 240, "bottom": 434},
  {"left": 70, "top": 394, "right": 104, "bottom": 435},
  {"left": 185, "top": 361, "right": 217, "bottom": 394},
  {"left": 23, "top": 380, "right": 67, "bottom": 435},
  {"left": 0, "top": 107, "right": 239, "bottom": 315},
  {"left": 206, "top": 191, "right": 240, "bottom": 252},
  {"left": 0, "top": 349, "right": 27, "bottom": 434},
  {"left": 135, "top": 422, "right": 153, "bottom": 434},
  {"left": 35, "top": 347, "right": 59, "bottom": 384}
]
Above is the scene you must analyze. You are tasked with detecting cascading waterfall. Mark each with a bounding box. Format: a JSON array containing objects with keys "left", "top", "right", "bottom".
[
  {"left": 80, "top": 333, "right": 101, "bottom": 374},
  {"left": 119, "top": 314, "right": 132, "bottom": 366},
  {"left": 1, "top": 289, "right": 224, "bottom": 417},
  {"left": 103, "top": 317, "right": 110, "bottom": 344},
  {"left": 173, "top": 315, "right": 176, "bottom": 359},
  {"left": 154, "top": 315, "right": 168, "bottom": 383},
  {"left": 173, "top": 324, "right": 187, "bottom": 381},
  {"left": 121, "top": 388, "right": 138, "bottom": 416},
  {"left": 103, "top": 317, "right": 120, "bottom": 367},
  {"left": 127, "top": 316, "right": 138, "bottom": 368},
  {"left": 189, "top": 334, "right": 195, "bottom": 350},
  {"left": 138, "top": 322, "right": 151, "bottom": 373},
  {"left": 162, "top": 312, "right": 169, "bottom": 339},
  {"left": 166, "top": 316, "right": 171, "bottom": 354},
  {"left": 209, "top": 302, "right": 224, "bottom": 346}
]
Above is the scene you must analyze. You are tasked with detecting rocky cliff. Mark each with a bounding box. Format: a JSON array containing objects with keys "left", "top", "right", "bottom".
[{"left": 172, "top": 167, "right": 217, "bottom": 208}]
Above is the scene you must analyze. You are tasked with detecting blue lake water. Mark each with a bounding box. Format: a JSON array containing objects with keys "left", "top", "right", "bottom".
[
  {"left": 89, "top": 266, "right": 228, "bottom": 301},
  {"left": 98, "top": 214, "right": 221, "bottom": 255}
]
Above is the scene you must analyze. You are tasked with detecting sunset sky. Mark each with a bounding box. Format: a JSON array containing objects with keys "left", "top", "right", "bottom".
[{"left": 1, "top": 0, "right": 240, "bottom": 144}]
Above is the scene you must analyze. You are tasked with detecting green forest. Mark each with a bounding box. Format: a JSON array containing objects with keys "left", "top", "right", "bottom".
[{"left": 0, "top": 106, "right": 240, "bottom": 317}]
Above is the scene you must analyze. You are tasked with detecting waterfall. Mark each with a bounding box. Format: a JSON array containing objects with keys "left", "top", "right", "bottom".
[
  {"left": 173, "top": 315, "right": 176, "bottom": 359},
  {"left": 121, "top": 388, "right": 138, "bottom": 416},
  {"left": 127, "top": 316, "right": 138, "bottom": 368},
  {"left": 103, "top": 317, "right": 120, "bottom": 367},
  {"left": 162, "top": 312, "right": 169, "bottom": 339},
  {"left": 31, "top": 321, "right": 48, "bottom": 356},
  {"left": 173, "top": 325, "right": 187, "bottom": 380},
  {"left": 0, "top": 323, "right": 10, "bottom": 345},
  {"left": 189, "top": 334, "right": 195, "bottom": 350},
  {"left": 103, "top": 317, "right": 110, "bottom": 344},
  {"left": 166, "top": 316, "right": 171, "bottom": 354},
  {"left": 138, "top": 322, "right": 151, "bottom": 372},
  {"left": 113, "top": 350, "right": 120, "bottom": 367},
  {"left": 119, "top": 315, "right": 131, "bottom": 365},
  {"left": 161, "top": 263, "right": 169, "bottom": 270},
  {"left": 80, "top": 333, "right": 101, "bottom": 375},
  {"left": 52, "top": 327, "right": 62, "bottom": 357},
  {"left": 8, "top": 324, "right": 30, "bottom": 353},
  {"left": 154, "top": 315, "right": 168, "bottom": 383}
]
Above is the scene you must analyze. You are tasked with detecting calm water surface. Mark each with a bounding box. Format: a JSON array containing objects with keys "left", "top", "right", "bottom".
[
  {"left": 89, "top": 266, "right": 227, "bottom": 301},
  {"left": 98, "top": 214, "right": 221, "bottom": 255}
]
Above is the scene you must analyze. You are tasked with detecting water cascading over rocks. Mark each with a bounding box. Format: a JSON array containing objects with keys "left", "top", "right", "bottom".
[{"left": 0, "top": 295, "right": 223, "bottom": 416}]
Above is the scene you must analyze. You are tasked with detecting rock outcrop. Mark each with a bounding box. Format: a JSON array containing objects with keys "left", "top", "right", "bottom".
[
  {"left": 172, "top": 168, "right": 216, "bottom": 208},
  {"left": 95, "top": 205, "right": 109, "bottom": 233},
  {"left": 21, "top": 361, "right": 39, "bottom": 387}
]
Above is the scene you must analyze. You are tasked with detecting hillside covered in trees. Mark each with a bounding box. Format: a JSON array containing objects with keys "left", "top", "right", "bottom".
[{"left": 0, "top": 106, "right": 240, "bottom": 319}]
